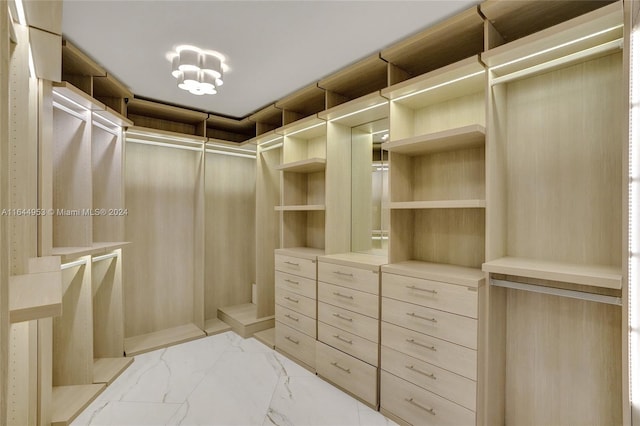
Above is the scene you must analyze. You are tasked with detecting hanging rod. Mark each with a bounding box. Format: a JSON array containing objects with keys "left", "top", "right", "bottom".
[
  {"left": 60, "top": 258, "right": 88, "bottom": 270},
  {"left": 92, "top": 252, "right": 119, "bottom": 263},
  {"left": 490, "top": 278, "right": 622, "bottom": 306}
]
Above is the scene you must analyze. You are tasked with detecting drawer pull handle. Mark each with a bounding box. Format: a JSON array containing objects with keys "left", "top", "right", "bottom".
[
  {"left": 405, "top": 365, "right": 436, "bottom": 380},
  {"left": 333, "top": 292, "right": 354, "bottom": 300},
  {"left": 333, "top": 271, "right": 354, "bottom": 277},
  {"left": 284, "top": 261, "right": 299, "bottom": 266},
  {"left": 284, "top": 296, "right": 299, "bottom": 303},
  {"left": 285, "top": 336, "right": 299, "bottom": 345},
  {"left": 330, "top": 362, "right": 351, "bottom": 373},
  {"left": 332, "top": 313, "right": 353, "bottom": 322},
  {"left": 284, "top": 279, "right": 299, "bottom": 285},
  {"left": 407, "top": 312, "right": 438, "bottom": 323},
  {"left": 333, "top": 334, "right": 353, "bottom": 344},
  {"left": 284, "top": 314, "right": 299, "bottom": 322},
  {"left": 405, "top": 398, "right": 436, "bottom": 416},
  {"left": 406, "top": 338, "right": 437, "bottom": 351},
  {"left": 406, "top": 285, "right": 437, "bottom": 295}
]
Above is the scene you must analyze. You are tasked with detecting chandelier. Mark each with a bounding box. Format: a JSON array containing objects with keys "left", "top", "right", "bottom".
[{"left": 169, "top": 46, "right": 226, "bottom": 96}]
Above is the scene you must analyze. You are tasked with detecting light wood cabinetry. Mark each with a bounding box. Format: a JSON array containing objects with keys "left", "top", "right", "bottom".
[
  {"left": 316, "top": 253, "right": 385, "bottom": 407},
  {"left": 481, "top": 3, "right": 626, "bottom": 425}
]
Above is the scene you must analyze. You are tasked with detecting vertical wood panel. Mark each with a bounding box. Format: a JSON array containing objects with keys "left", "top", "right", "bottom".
[
  {"left": 325, "top": 123, "right": 351, "bottom": 254},
  {"left": 92, "top": 253, "right": 123, "bottom": 358},
  {"left": 351, "top": 129, "right": 373, "bottom": 253},
  {"left": 413, "top": 91, "right": 485, "bottom": 135},
  {"left": 92, "top": 126, "right": 123, "bottom": 242},
  {"left": 0, "top": 3, "right": 9, "bottom": 422}
]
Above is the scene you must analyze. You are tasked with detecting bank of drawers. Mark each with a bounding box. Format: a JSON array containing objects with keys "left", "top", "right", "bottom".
[
  {"left": 316, "top": 258, "right": 380, "bottom": 406},
  {"left": 380, "top": 267, "right": 482, "bottom": 425},
  {"left": 274, "top": 253, "right": 317, "bottom": 370}
]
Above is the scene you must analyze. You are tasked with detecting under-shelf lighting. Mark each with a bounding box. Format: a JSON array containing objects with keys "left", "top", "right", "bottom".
[
  {"left": 491, "top": 25, "right": 623, "bottom": 72},
  {"left": 205, "top": 149, "right": 256, "bottom": 159},
  {"left": 205, "top": 143, "right": 256, "bottom": 154},
  {"left": 92, "top": 112, "right": 121, "bottom": 130},
  {"left": 52, "top": 101, "right": 86, "bottom": 121},
  {"left": 168, "top": 45, "right": 227, "bottom": 96},
  {"left": 258, "top": 136, "right": 283, "bottom": 147},
  {"left": 260, "top": 142, "right": 283, "bottom": 153},
  {"left": 328, "top": 101, "right": 387, "bottom": 122},
  {"left": 393, "top": 71, "right": 485, "bottom": 102},
  {"left": 52, "top": 90, "right": 89, "bottom": 113},
  {"left": 28, "top": 45, "right": 36, "bottom": 78},
  {"left": 125, "top": 130, "right": 203, "bottom": 145},
  {"left": 14, "top": 0, "right": 26, "bottom": 25},
  {"left": 285, "top": 122, "right": 325, "bottom": 137},
  {"left": 126, "top": 138, "right": 203, "bottom": 152},
  {"left": 60, "top": 259, "right": 88, "bottom": 270}
]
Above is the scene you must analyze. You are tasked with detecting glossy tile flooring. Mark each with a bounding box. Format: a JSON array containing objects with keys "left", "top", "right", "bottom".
[{"left": 72, "top": 331, "right": 397, "bottom": 425}]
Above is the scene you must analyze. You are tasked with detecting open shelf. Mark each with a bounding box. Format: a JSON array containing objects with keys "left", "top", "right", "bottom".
[
  {"left": 383, "top": 125, "right": 485, "bottom": 155},
  {"left": 276, "top": 158, "right": 326, "bottom": 173},
  {"left": 93, "top": 357, "right": 134, "bottom": 385},
  {"left": 9, "top": 270, "right": 62, "bottom": 323},
  {"left": 203, "top": 318, "right": 232, "bottom": 336},
  {"left": 217, "top": 303, "right": 275, "bottom": 339},
  {"left": 482, "top": 257, "right": 622, "bottom": 290},
  {"left": 390, "top": 200, "right": 485, "bottom": 209},
  {"left": 275, "top": 205, "right": 326, "bottom": 211},
  {"left": 275, "top": 247, "right": 326, "bottom": 260},
  {"left": 382, "top": 261, "right": 484, "bottom": 288},
  {"left": 253, "top": 327, "right": 275, "bottom": 349},
  {"left": 52, "top": 242, "right": 130, "bottom": 261},
  {"left": 124, "top": 323, "right": 205, "bottom": 357},
  {"left": 51, "top": 384, "right": 106, "bottom": 426}
]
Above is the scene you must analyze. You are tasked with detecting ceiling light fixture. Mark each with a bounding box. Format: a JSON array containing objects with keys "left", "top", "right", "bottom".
[{"left": 168, "top": 45, "right": 227, "bottom": 96}]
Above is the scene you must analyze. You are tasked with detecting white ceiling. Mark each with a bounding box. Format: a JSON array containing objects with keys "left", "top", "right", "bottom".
[{"left": 62, "top": 1, "right": 479, "bottom": 118}]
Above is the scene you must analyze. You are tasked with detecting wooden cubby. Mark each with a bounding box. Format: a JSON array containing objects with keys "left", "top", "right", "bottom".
[
  {"left": 382, "top": 56, "right": 486, "bottom": 268},
  {"left": 206, "top": 115, "right": 255, "bottom": 143},
  {"left": 249, "top": 104, "right": 283, "bottom": 136},
  {"left": 275, "top": 84, "right": 326, "bottom": 126},
  {"left": 481, "top": 3, "right": 625, "bottom": 425},
  {"left": 126, "top": 97, "right": 208, "bottom": 137}
]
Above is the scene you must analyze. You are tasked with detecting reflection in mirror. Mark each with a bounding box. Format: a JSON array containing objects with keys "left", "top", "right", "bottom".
[{"left": 351, "top": 118, "right": 389, "bottom": 255}]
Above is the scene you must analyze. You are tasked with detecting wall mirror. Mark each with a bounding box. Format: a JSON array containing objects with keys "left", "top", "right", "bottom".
[{"left": 351, "top": 118, "right": 389, "bottom": 255}]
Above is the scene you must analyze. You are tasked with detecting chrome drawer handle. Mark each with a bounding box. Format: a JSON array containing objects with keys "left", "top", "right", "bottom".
[
  {"left": 406, "top": 285, "right": 437, "bottom": 294},
  {"left": 284, "top": 296, "right": 299, "bottom": 303},
  {"left": 406, "top": 338, "right": 436, "bottom": 351},
  {"left": 285, "top": 336, "right": 299, "bottom": 344},
  {"left": 333, "top": 271, "right": 354, "bottom": 277},
  {"left": 405, "top": 365, "right": 436, "bottom": 380},
  {"left": 406, "top": 312, "right": 437, "bottom": 323},
  {"left": 333, "top": 334, "right": 353, "bottom": 344},
  {"left": 284, "top": 261, "right": 299, "bottom": 266},
  {"left": 331, "top": 362, "right": 351, "bottom": 373},
  {"left": 284, "top": 279, "right": 299, "bottom": 285},
  {"left": 333, "top": 292, "right": 354, "bottom": 300},
  {"left": 333, "top": 313, "right": 353, "bottom": 322},
  {"left": 405, "top": 398, "right": 435, "bottom": 416},
  {"left": 284, "top": 314, "right": 299, "bottom": 322}
]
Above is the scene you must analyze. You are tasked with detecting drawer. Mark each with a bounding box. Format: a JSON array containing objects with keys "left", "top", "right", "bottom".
[
  {"left": 276, "top": 304, "right": 316, "bottom": 338},
  {"left": 275, "top": 287, "right": 316, "bottom": 318},
  {"left": 382, "top": 322, "right": 476, "bottom": 380},
  {"left": 275, "top": 271, "right": 316, "bottom": 300},
  {"left": 276, "top": 322, "right": 315, "bottom": 369},
  {"left": 382, "top": 298, "right": 477, "bottom": 349},
  {"left": 318, "top": 322, "right": 378, "bottom": 366},
  {"left": 318, "top": 261, "right": 379, "bottom": 295},
  {"left": 318, "top": 282, "right": 379, "bottom": 319},
  {"left": 315, "top": 341, "right": 378, "bottom": 406},
  {"left": 381, "top": 371, "right": 475, "bottom": 426},
  {"left": 275, "top": 254, "right": 316, "bottom": 279},
  {"left": 318, "top": 301, "right": 378, "bottom": 343},
  {"left": 382, "top": 273, "right": 477, "bottom": 318},
  {"left": 381, "top": 346, "right": 476, "bottom": 411}
]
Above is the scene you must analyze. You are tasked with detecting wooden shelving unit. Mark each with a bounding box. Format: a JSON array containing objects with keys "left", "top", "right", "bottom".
[
  {"left": 253, "top": 327, "right": 275, "bottom": 349},
  {"left": 9, "top": 270, "right": 62, "bottom": 323},
  {"left": 51, "top": 384, "right": 106, "bottom": 426},
  {"left": 275, "top": 84, "right": 326, "bottom": 125},
  {"left": 383, "top": 125, "right": 485, "bottom": 155},
  {"left": 276, "top": 158, "right": 326, "bottom": 173},
  {"left": 124, "top": 323, "right": 205, "bottom": 357},
  {"left": 217, "top": 303, "right": 275, "bottom": 339},
  {"left": 203, "top": 318, "right": 232, "bottom": 336},
  {"left": 92, "top": 357, "right": 134, "bottom": 385}
]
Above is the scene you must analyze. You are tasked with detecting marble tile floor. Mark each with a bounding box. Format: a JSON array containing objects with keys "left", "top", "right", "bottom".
[{"left": 72, "top": 331, "right": 398, "bottom": 426}]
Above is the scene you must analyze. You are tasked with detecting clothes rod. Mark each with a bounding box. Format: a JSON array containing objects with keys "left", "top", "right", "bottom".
[
  {"left": 490, "top": 278, "right": 622, "bottom": 306},
  {"left": 92, "top": 252, "right": 119, "bottom": 263},
  {"left": 60, "top": 258, "right": 88, "bottom": 270}
]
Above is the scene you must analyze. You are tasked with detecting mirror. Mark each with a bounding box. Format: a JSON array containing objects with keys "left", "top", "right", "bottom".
[{"left": 351, "top": 118, "right": 389, "bottom": 256}]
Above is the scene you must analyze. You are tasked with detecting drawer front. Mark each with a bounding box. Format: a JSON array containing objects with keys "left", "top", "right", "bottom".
[
  {"left": 318, "top": 302, "right": 378, "bottom": 343},
  {"left": 315, "top": 341, "right": 378, "bottom": 406},
  {"left": 276, "top": 304, "right": 316, "bottom": 338},
  {"left": 318, "top": 322, "right": 378, "bottom": 366},
  {"left": 276, "top": 322, "right": 315, "bottom": 369},
  {"left": 275, "top": 287, "right": 316, "bottom": 318},
  {"left": 275, "top": 271, "right": 316, "bottom": 300},
  {"left": 382, "top": 322, "right": 476, "bottom": 380},
  {"left": 318, "top": 262, "right": 379, "bottom": 295},
  {"left": 382, "top": 273, "right": 477, "bottom": 318},
  {"left": 381, "top": 371, "right": 475, "bottom": 426},
  {"left": 318, "top": 282, "right": 379, "bottom": 319},
  {"left": 381, "top": 346, "right": 476, "bottom": 411},
  {"left": 382, "top": 298, "right": 477, "bottom": 349},
  {"left": 275, "top": 254, "right": 316, "bottom": 279}
]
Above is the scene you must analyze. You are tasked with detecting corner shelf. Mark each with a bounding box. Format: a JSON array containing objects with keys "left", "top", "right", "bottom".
[
  {"left": 482, "top": 257, "right": 622, "bottom": 290},
  {"left": 390, "top": 200, "right": 485, "bottom": 209},
  {"left": 276, "top": 158, "right": 326, "bottom": 173},
  {"left": 275, "top": 205, "right": 326, "bottom": 211},
  {"left": 9, "top": 270, "right": 62, "bottom": 323},
  {"left": 51, "top": 384, "right": 106, "bottom": 426},
  {"left": 124, "top": 323, "right": 205, "bottom": 357},
  {"left": 93, "top": 357, "right": 134, "bottom": 385},
  {"left": 383, "top": 125, "right": 485, "bottom": 155}
]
